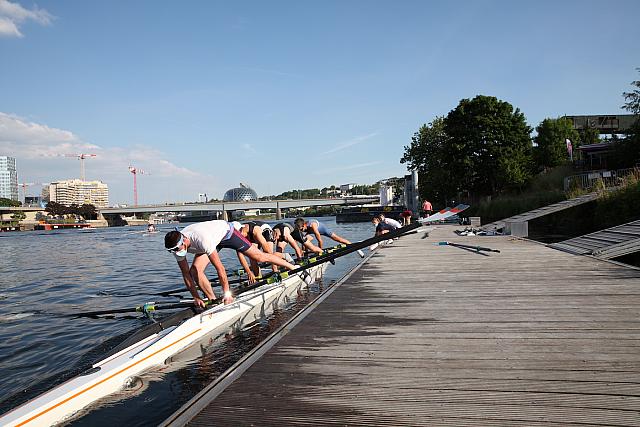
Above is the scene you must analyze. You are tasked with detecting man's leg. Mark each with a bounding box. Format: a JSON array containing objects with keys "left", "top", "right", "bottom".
[
  {"left": 329, "top": 232, "right": 351, "bottom": 245},
  {"left": 243, "top": 246, "right": 295, "bottom": 270}
]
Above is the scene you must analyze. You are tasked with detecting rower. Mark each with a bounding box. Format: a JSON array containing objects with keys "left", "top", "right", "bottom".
[
  {"left": 376, "top": 213, "right": 402, "bottom": 229},
  {"left": 164, "top": 220, "right": 296, "bottom": 308},
  {"left": 294, "top": 217, "right": 365, "bottom": 258},
  {"left": 372, "top": 216, "right": 396, "bottom": 236},
  {"left": 272, "top": 222, "right": 305, "bottom": 259},
  {"left": 233, "top": 220, "right": 283, "bottom": 276}
]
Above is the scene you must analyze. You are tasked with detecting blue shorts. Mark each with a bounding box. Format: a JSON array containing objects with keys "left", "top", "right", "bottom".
[
  {"left": 217, "top": 229, "right": 252, "bottom": 253},
  {"left": 311, "top": 220, "right": 333, "bottom": 237}
]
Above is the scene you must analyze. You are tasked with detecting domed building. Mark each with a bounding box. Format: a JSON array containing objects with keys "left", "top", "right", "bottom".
[{"left": 223, "top": 183, "right": 258, "bottom": 202}]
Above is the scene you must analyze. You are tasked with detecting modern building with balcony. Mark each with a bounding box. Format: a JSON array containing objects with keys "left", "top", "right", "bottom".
[{"left": 49, "top": 179, "right": 109, "bottom": 208}]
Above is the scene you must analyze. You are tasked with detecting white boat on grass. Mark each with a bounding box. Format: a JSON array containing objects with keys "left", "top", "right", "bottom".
[{"left": 0, "top": 264, "right": 326, "bottom": 427}]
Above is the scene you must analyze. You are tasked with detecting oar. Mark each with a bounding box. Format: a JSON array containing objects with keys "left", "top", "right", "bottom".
[
  {"left": 72, "top": 225, "right": 420, "bottom": 318},
  {"left": 67, "top": 301, "right": 199, "bottom": 318},
  {"left": 437, "top": 241, "right": 501, "bottom": 253}
]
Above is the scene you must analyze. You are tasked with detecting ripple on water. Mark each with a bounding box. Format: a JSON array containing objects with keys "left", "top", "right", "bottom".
[{"left": 0, "top": 219, "right": 373, "bottom": 424}]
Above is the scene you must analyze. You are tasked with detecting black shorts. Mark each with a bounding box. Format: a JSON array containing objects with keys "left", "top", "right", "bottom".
[{"left": 217, "top": 229, "right": 252, "bottom": 252}]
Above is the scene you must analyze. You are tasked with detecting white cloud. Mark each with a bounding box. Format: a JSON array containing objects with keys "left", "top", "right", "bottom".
[
  {"left": 241, "top": 143, "right": 258, "bottom": 155},
  {"left": 0, "top": 112, "right": 217, "bottom": 204},
  {"left": 0, "top": 16, "right": 20, "bottom": 37},
  {"left": 0, "top": 0, "right": 53, "bottom": 38},
  {"left": 321, "top": 132, "right": 378, "bottom": 155}
]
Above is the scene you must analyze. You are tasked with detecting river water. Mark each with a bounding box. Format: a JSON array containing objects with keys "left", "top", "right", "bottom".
[{"left": 0, "top": 217, "right": 373, "bottom": 426}]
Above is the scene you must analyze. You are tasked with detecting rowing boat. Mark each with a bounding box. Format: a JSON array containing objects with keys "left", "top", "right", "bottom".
[{"left": 0, "top": 263, "right": 327, "bottom": 427}]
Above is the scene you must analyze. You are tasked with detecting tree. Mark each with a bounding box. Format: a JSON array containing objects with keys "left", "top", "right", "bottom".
[
  {"left": 611, "top": 69, "right": 640, "bottom": 168},
  {"left": 45, "top": 201, "right": 66, "bottom": 217},
  {"left": 401, "top": 117, "right": 457, "bottom": 204},
  {"left": 78, "top": 204, "right": 97, "bottom": 220},
  {"left": 622, "top": 67, "right": 640, "bottom": 115},
  {"left": 443, "top": 95, "right": 533, "bottom": 198},
  {"left": 578, "top": 125, "right": 600, "bottom": 146},
  {"left": 11, "top": 211, "right": 26, "bottom": 221},
  {"left": 533, "top": 117, "right": 579, "bottom": 170},
  {"left": 0, "top": 198, "right": 20, "bottom": 207}
]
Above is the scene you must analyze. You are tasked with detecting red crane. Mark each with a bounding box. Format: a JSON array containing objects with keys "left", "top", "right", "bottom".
[
  {"left": 128, "top": 166, "right": 148, "bottom": 206},
  {"left": 65, "top": 154, "right": 97, "bottom": 181}
]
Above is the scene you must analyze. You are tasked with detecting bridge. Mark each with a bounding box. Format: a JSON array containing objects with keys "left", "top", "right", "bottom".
[
  {"left": 1, "top": 197, "right": 380, "bottom": 225},
  {"left": 100, "top": 196, "right": 380, "bottom": 221}
]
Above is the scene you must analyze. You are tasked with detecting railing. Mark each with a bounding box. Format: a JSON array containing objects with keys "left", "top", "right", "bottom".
[{"left": 564, "top": 167, "right": 640, "bottom": 191}]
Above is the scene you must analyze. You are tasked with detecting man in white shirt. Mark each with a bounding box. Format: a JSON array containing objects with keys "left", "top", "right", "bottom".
[
  {"left": 376, "top": 213, "right": 402, "bottom": 229},
  {"left": 164, "top": 220, "right": 295, "bottom": 308}
]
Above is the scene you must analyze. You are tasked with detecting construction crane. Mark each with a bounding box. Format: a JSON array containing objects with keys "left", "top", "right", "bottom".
[
  {"left": 128, "top": 166, "right": 149, "bottom": 206},
  {"left": 65, "top": 154, "right": 97, "bottom": 181}
]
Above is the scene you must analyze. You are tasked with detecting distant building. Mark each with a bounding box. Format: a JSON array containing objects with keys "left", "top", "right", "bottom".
[
  {"left": 49, "top": 179, "right": 109, "bottom": 208},
  {"left": 564, "top": 114, "right": 639, "bottom": 135},
  {"left": 564, "top": 114, "right": 640, "bottom": 170},
  {"left": 24, "top": 196, "right": 45, "bottom": 207},
  {"left": 379, "top": 185, "right": 394, "bottom": 206},
  {"left": 340, "top": 183, "right": 355, "bottom": 194},
  {"left": 0, "top": 156, "right": 18, "bottom": 201},
  {"left": 223, "top": 183, "right": 257, "bottom": 202}
]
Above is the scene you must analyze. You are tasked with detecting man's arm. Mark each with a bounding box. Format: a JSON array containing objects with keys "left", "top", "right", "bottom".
[
  {"left": 254, "top": 231, "right": 277, "bottom": 271},
  {"left": 236, "top": 251, "right": 256, "bottom": 284},
  {"left": 208, "top": 250, "right": 235, "bottom": 304},
  {"left": 177, "top": 258, "right": 206, "bottom": 308},
  {"left": 310, "top": 223, "right": 323, "bottom": 248},
  {"left": 285, "top": 233, "right": 305, "bottom": 258}
]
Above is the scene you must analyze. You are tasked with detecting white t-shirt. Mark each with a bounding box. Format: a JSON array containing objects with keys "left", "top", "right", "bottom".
[
  {"left": 174, "top": 220, "right": 232, "bottom": 261},
  {"left": 384, "top": 218, "right": 402, "bottom": 229}
]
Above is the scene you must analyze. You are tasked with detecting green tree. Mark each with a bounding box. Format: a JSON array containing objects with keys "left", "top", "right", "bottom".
[
  {"left": 622, "top": 67, "right": 640, "bottom": 115},
  {"left": 401, "top": 117, "right": 457, "bottom": 204},
  {"left": 533, "top": 117, "right": 579, "bottom": 170},
  {"left": 577, "top": 125, "right": 600, "bottom": 146},
  {"left": 45, "top": 201, "right": 66, "bottom": 217},
  {"left": 0, "top": 198, "right": 20, "bottom": 207},
  {"left": 78, "top": 204, "right": 97, "bottom": 220},
  {"left": 11, "top": 211, "right": 26, "bottom": 221},
  {"left": 611, "top": 69, "right": 640, "bottom": 168},
  {"left": 443, "top": 95, "right": 533, "bottom": 198}
]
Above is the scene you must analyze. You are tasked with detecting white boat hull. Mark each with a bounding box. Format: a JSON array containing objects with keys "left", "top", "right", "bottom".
[{"left": 0, "top": 264, "right": 326, "bottom": 427}]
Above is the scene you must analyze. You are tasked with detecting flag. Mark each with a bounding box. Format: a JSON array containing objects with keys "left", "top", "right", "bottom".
[{"left": 566, "top": 138, "right": 573, "bottom": 161}]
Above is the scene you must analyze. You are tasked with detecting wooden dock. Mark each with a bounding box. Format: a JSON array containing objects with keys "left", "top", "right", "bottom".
[{"left": 165, "top": 225, "right": 640, "bottom": 426}]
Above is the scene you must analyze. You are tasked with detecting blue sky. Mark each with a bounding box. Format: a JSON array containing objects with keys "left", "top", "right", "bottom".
[{"left": 1, "top": 0, "right": 639, "bottom": 205}]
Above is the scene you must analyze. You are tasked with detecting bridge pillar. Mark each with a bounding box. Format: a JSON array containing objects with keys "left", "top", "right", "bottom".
[
  {"left": 222, "top": 210, "right": 229, "bottom": 221},
  {"left": 276, "top": 202, "right": 282, "bottom": 220}
]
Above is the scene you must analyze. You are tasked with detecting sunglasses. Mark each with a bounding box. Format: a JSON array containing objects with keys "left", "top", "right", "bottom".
[{"left": 166, "top": 234, "right": 184, "bottom": 252}]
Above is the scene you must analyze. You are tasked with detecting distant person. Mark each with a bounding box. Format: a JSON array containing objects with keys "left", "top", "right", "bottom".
[
  {"left": 400, "top": 210, "right": 412, "bottom": 226},
  {"left": 294, "top": 217, "right": 365, "bottom": 258},
  {"left": 376, "top": 213, "right": 402, "bottom": 229},
  {"left": 147, "top": 223, "right": 157, "bottom": 233},
  {"left": 164, "top": 220, "right": 296, "bottom": 308},
  {"left": 372, "top": 216, "right": 396, "bottom": 236},
  {"left": 422, "top": 200, "right": 433, "bottom": 218}
]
